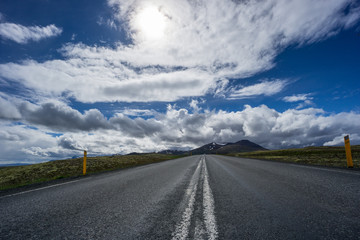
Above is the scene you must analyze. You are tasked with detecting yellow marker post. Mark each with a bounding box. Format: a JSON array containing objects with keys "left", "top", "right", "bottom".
[
  {"left": 344, "top": 135, "right": 353, "bottom": 168},
  {"left": 83, "top": 150, "right": 87, "bottom": 175}
]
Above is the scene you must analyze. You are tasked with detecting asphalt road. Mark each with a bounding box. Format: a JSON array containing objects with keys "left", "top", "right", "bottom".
[{"left": 1, "top": 155, "right": 360, "bottom": 239}]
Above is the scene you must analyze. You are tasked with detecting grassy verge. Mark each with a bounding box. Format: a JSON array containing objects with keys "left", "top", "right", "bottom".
[
  {"left": 231, "top": 145, "right": 360, "bottom": 168},
  {"left": 0, "top": 154, "right": 185, "bottom": 191}
]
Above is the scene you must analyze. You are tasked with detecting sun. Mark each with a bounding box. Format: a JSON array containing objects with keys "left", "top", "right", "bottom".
[{"left": 134, "top": 6, "right": 167, "bottom": 41}]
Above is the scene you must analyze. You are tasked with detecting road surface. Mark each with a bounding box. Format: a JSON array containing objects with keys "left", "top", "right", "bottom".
[{"left": 1, "top": 155, "right": 360, "bottom": 239}]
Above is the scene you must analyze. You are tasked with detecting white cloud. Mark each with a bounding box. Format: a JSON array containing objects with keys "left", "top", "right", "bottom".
[
  {"left": 283, "top": 93, "right": 314, "bottom": 109},
  {"left": 324, "top": 134, "right": 360, "bottom": 146},
  {"left": 295, "top": 100, "right": 314, "bottom": 110},
  {"left": 189, "top": 99, "right": 203, "bottom": 113},
  {"left": 1, "top": 1, "right": 359, "bottom": 164},
  {"left": 229, "top": 79, "right": 288, "bottom": 99},
  {"left": 58, "top": 136, "right": 87, "bottom": 151},
  {"left": 283, "top": 94, "right": 312, "bottom": 102},
  {"left": 0, "top": 95, "right": 21, "bottom": 120},
  {"left": 107, "top": 0, "right": 360, "bottom": 70},
  {"left": 0, "top": 123, "right": 60, "bottom": 164},
  {"left": 119, "top": 108, "right": 157, "bottom": 116},
  {"left": 56, "top": 131, "right": 171, "bottom": 156},
  {"left": 0, "top": 59, "right": 217, "bottom": 102},
  {"left": 0, "top": 23, "right": 62, "bottom": 44},
  {"left": 71, "top": 34, "right": 76, "bottom": 41},
  {"left": 0, "top": 0, "right": 359, "bottom": 102},
  {"left": 2, "top": 100, "right": 360, "bottom": 163},
  {"left": 97, "top": 16, "right": 118, "bottom": 30},
  {"left": 0, "top": 96, "right": 111, "bottom": 131}
]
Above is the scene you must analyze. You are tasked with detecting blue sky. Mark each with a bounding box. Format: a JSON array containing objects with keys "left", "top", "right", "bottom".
[{"left": 0, "top": 0, "right": 359, "bottom": 164}]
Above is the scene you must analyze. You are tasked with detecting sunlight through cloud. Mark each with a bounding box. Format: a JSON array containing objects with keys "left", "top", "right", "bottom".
[{"left": 133, "top": 6, "right": 167, "bottom": 41}]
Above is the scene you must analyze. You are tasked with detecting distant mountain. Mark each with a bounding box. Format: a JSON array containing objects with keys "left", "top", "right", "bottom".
[
  {"left": 128, "top": 140, "right": 267, "bottom": 156},
  {"left": 0, "top": 163, "right": 31, "bottom": 167},
  {"left": 126, "top": 152, "right": 143, "bottom": 155},
  {"left": 157, "top": 149, "right": 187, "bottom": 155},
  {"left": 190, "top": 140, "right": 267, "bottom": 155},
  {"left": 190, "top": 142, "right": 226, "bottom": 155},
  {"left": 215, "top": 140, "right": 267, "bottom": 154}
]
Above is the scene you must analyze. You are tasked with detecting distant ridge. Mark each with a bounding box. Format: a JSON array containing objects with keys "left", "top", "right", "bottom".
[
  {"left": 215, "top": 140, "right": 267, "bottom": 154},
  {"left": 190, "top": 142, "right": 226, "bottom": 155},
  {"left": 157, "top": 149, "right": 187, "bottom": 155},
  {"left": 189, "top": 140, "right": 267, "bottom": 155},
  {"left": 0, "top": 163, "right": 31, "bottom": 167},
  {"left": 152, "top": 140, "right": 268, "bottom": 155}
]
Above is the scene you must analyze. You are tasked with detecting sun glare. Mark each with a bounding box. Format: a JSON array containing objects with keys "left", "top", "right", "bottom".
[{"left": 135, "top": 6, "right": 166, "bottom": 41}]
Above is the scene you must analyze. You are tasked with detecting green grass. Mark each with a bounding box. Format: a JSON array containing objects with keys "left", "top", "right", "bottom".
[
  {"left": 0, "top": 154, "right": 184, "bottom": 191},
  {"left": 3, "top": 145, "right": 358, "bottom": 190},
  {"left": 231, "top": 145, "right": 360, "bottom": 168}
]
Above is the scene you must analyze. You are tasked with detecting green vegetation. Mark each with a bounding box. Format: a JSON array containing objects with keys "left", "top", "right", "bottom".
[
  {"left": 0, "top": 154, "right": 184, "bottom": 190},
  {"left": 231, "top": 145, "right": 360, "bottom": 168},
  {"left": 2, "top": 145, "right": 359, "bottom": 191}
]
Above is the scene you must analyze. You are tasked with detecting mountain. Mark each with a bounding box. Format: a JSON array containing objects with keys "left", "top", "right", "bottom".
[
  {"left": 215, "top": 140, "right": 267, "bottom": 154},
  {"left": 190, "top": 142, "right": 226, "bottom": 155},
  {"left": 157, "top": 149, "right": 187, "bottom": 155},
  {"left": 138, "top": 140, "right": 267, "bottom": 156},
  {"left": 0, "top": 163, "right": 31, "bottom": 167},
  {"left": 190, "top": 140, "right": 267, "bottom": 155}
]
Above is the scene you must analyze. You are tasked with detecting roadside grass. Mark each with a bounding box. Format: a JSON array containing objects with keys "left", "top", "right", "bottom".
[
  {"left": 231, "top": 145, "right": 360, "bottom": 168},
  {"left": 0, "top": 154, "right": 184, "bottom": 191}
]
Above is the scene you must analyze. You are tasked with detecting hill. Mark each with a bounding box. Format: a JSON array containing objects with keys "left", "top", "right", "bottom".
[
  {"left": 215, "top": 140, "right": 267, "bottom": 154},
  {"left": 157, "top": 149, "right": 187, "bottom": 155},
  {"left": 190, "top": 140, "right": 267, "bottom": 155},
  {"left": 190, "top": 142, "right": 226, "bottom": 155},
  {"left": 0, "top": 154, "right": 184, "bottom": 191},
  {"left": 232, "top": 145, "right": 360, "bottom": 168}
]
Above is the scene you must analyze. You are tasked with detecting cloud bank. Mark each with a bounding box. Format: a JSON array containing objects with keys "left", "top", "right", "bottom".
[
  {"left": 0, "top": 0, "right": 359, "bottom": 102},
  {"left": 1, "top": 98, "right": 359, "bottom": 163},
  {"left": 1, "top": 0, "right": 359, "bottom": 164}
]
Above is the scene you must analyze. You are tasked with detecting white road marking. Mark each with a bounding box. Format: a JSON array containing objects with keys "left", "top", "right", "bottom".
[
  {"left": 0, "top": 179, "right": 81, "bottom": 199},
  {"left": 172, "top": 156, "right": 218, "bottom": 240},
  {"left": 202, "top": 156, "right": 218, "bottom": 240},
  {"left": 194, "top": 219, "right": 205, "bottom": 239},
  {"left": 172, "top": 158, "right": 202, "bottom": 240}
]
